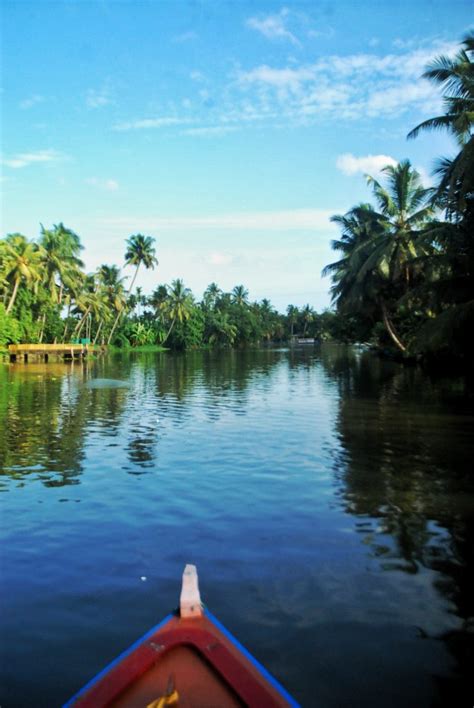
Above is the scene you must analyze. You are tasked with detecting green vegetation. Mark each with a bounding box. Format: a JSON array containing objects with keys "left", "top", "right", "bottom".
[
  {"left": 324, "top": 32, "right": 474, "bottom": 367},
  {"left": 1, "top": 34, "right": 472, "bottom": 366},
  {"left": 0, "top": 226, "right": 348, "bottom": 350}
]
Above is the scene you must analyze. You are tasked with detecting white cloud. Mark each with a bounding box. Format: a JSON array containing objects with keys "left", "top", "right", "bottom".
[
  {"left": 113, "top": 117, "right": 192, "bottom": 131},
  {"left": 86, "top": 89, "right": 112, "bottom": 108},
  {"left": 173, "top": 31, "right": 198, "bottom": 43},
  {"left": 1, "top": 149, "right": 64, "bottom": 169},
  {"left": 85, "top": 177, "right": 119, "bottom": 192},
  {"left": 246, "top": 8, "right": 300, "bottom": 45},
  {"left": 235, "top": 39, "right": 458, "bottom": 122},
  {"left": 190, "top": 70, "right": 206, "bottom": 82},
  {"left": 97, "top": 209, "right": 337, "bottom": 232},
  {"left": 19, "top": 94, "right": 44, "bottom": 109},
  {"left": 336, "top": 153, "right": 398, "bottom": 176},
  {"left": 208, "top": 252, "right": 235, "bottom": 266},
  {"left": 181, "top": 125, "right": 239, "bottom": 137},
  {"left": 238, "top": 64, "right": 315, "bottom": 92}
]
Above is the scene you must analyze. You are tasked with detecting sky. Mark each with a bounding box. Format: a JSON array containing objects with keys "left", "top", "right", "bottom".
[{"left": 1, "top": 0, "right": 472, "bottom": 312}]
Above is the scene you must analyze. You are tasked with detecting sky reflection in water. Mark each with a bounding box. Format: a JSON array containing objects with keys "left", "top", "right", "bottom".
[{"left": 1, "top": 346, "right": 473, "bottom": 707}]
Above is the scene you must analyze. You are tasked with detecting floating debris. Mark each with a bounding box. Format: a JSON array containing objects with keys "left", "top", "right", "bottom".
[{"left": 86, "top": 378, "right": 130, "bottom": 389}]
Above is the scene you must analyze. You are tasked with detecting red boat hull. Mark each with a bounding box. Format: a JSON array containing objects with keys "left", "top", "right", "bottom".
[{"left": 64, "top": 609, "right": 298, "bottom": 707}]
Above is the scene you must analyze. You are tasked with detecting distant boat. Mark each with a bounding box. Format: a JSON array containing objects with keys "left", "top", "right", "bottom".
[
  {"left": 291, "top": 337, "right": 316, "bottom": 345},
  {"left": 64, "top": 565, "right": 298, "bottom": 707}
]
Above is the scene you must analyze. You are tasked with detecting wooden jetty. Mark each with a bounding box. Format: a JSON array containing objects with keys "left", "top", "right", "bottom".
[{"left": 8, "top": 343, "right": 98, "bottom": 363}]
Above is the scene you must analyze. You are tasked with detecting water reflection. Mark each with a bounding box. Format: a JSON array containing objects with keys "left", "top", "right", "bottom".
[
  {"left": 1, "top": 346, "right": 473, "bottom": 705},
  {"left": 316, "top": 345, "right": 474, "bottom": 704}
]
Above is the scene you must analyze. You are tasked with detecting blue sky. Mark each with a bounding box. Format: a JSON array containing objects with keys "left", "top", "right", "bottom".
[{"left": 1, "top": 1, "right": 472, "bottom": 311}]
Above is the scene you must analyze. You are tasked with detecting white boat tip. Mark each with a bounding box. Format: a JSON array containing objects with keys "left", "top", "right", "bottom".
[{"left": 180, "top": 564, "right": 203, "bottom": 618}]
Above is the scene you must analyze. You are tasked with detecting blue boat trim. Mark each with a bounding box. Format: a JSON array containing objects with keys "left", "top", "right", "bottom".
[
  {"left": 64, "top": 608, "right": 299, "bottom": 707},
  {"left": 204, "top": 608, "right": 300, "bottom": 707},
  {"left": 62, "top": 612, "right": 175, "bottom": 707}
]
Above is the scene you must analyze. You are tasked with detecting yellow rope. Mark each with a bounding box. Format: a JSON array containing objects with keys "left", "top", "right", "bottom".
[{"left": 146, "top": 688, "right": 179, "bottom": 708}]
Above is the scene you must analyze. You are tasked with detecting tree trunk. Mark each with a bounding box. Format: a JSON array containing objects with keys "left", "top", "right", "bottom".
[
  {"left": 160, "top": 317, "right": 176, "bottom": 345},
  {"left": 107, "top": 309, "right": 122, "bottom": 345},
  {"left": 73, "top": 306, "right": 91, "bottom": 339},
  {"left": 38, "top": 313, "right": 46, "bottom": 343},
  {"left": 381, "top": 301, "right": 406, "bottom": 352},
  {"left": 93, "top": 319, "right": 103, "bottom": 345},
  {"left": 6, "top": 279, "right": 20, "bottom": 314},
  {"left": 107, "top": 264, "right": 140, "bottom": 345}
]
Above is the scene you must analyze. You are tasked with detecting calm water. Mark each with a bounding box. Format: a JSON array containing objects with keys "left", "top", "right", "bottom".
[{"left": 1, "top": 346, "right": 473, "bottom": 707}]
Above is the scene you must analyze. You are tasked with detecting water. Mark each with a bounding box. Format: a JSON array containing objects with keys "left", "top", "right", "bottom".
[{"left": 0, "top": 345, "right": 473, "bottom": 707}]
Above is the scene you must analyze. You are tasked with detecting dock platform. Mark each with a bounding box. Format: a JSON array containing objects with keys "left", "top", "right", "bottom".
[{"left": 8, "top": 343, "right": 98, "bottom": 362}]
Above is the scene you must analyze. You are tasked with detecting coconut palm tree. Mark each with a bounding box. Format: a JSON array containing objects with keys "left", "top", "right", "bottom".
[
  {"left": 38, "top": 223, "right": 84, "bottom": 305},
  {"left": 203, "top": 282, "right": 222, "bottom": 310},
  {"left": 2, "top": 234, "right": 42, "bottom": 314},
  {"left": 94, "top": 265, "right": 127, "bottom": 344},
  {"left": 407, "top": 33, "right": 474, "bottom": 218},
  {"left": 160, "top": 279, "right": 193, "bottom": 344},
  {"left": 323, "top": 202, "right": 410, "bottom": 351},
  {"left": 107, "top": 234, "right": 158, "bottom": 344},
  {"left": 365, "top": 161, "right": 434, "bottom": 287},
  {"left": 286, "top": 305, "right": 299, "bottom": 338},
  {"left": 407, "top": 32, "right": 474, "bottom": 147},
  {"left": 406, "top": 33, "right": 474, "bottom": 355},
  {"left": 124, "top": 234, "right": 158, "bottom": 294},
  {"left": 231, "top": 284, "right": 249, "bottom": 307}
]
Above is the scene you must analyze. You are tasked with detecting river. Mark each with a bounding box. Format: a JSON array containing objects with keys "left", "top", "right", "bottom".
[{"left": 1, "top": 345, "right": 473, "bottom": 707}]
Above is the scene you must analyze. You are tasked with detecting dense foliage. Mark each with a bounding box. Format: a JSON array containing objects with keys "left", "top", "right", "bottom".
[
  {"left": 0, "top": 228, "right": 348, "bottom": 349},
  {"left": 1, "top": 33, "right": 472, "bottom": 364},
  {"left": 324, "top": 32, "right": 474, "bottom": 366}
]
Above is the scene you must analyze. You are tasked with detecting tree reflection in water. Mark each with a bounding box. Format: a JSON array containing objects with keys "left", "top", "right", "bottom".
[{"left": 317, "top": 344, "right": 474, "bottom": 704}]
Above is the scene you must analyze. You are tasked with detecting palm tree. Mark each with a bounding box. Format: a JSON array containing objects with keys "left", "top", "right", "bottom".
[
  {"left": 124, "top": 234, "right": 158, "bottom": 294},
  {"left": 208, "top": 312, "right": 238, "bottom": 346},
  {"left": 301, "top": 304, "right": 315, "bottom": 337},
  {"left": 107, "top": 234, "right": 158, "bottom": 344},
  {"left": 203, "top": 282, "right": 222, "bottom": 309},
  {"left": 231, "top": 284, "right": 249, "bottom": 307},
  {"left": 149, "top": 284, "right": 168, "bottom": 313},
  {"left": 2, "top": 234, "right": 42, "bottom": 314},
  {"left": 365, "top": 161, "right": 434, "bottom": 287},
  {"left": 160, "top": 279, "right": 193, "bottom": 344},
  {"left": 38, "top": 223, "right": 84, "bottom": 305},
  {"left": 95, "top": 265, "right": 127, "bottom": 344},
  {"left": 286, "top": 305, "right": 299, "bottom": 338},
  {"left": 323, "top": 202, "right": 407, "bottom": 351},
  {"left": 406, "top": 33, "right": 474, "bottom": 355},
  {"left": 407, "top": 32, "right": 474, "bottom": 147},
  {"left": 407, "top": 33, "right": 474, "bottom": 218}
]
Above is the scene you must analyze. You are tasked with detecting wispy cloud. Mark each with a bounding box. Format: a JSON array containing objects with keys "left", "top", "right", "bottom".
[
  {"left": 208, "top": 252, "right": 236, "bottom": 266},
  {"left": 236, "top": 40, "right": 458, "bottom": 122},
  {"left": 336, "top": 153, "right": 398, "bottom": 176},
  {"left": 1, "top": 149, "right": 64, "bottom": 169},
  {"left": 98, "top": 209, "right": 337, "bottom": 232},
  {"left": 173, "top": 30, "right": 198, "bottom": 43},
  {"left": 86, "top": 89, "right": 112, "bottom": 108},
  {"left": 85, "top": 177, "right": 119, "bottom": 191},
  {"left": 181, "top": 125, "right": 239, "bottom": 137},
  {"left": 246, "top": 8, "right": 300, "bottom": 46},
  {"left": 113, "top": 117, "right": 192, "bottom": 131},
  {"left": 19, "top": 94, "right": 44, "bottom": 110}
]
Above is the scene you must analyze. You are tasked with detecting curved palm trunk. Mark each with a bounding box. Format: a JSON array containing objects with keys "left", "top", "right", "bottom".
[
  {"left": 38, "top": 313, "right": 46, "bottom": 343},
  {"left": 6, "top": 279, "right": 20, "bottom": 314},
  {"left": 381, "top": 301, "right": 406, "bottom": 352},
  {"left": 93, "top": 319, "right": 103, "bottom": 345},
  {"left": 160, "top": 317, "right": 176, "bottom": 345},
  {"left": 73, "top": 306, "right": 91, "bottom": 339},
  {"left": 107, "top": 263, "right": 140, "bottom": 345}
]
